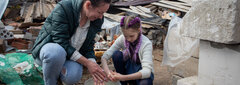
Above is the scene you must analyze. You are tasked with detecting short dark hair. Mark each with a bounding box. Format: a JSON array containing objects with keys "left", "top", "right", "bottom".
[{"left": 87, "top": 0, "right": 111, "bottom": 7}]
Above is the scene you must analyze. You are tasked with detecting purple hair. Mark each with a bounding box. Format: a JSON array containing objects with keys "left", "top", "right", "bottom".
[
  {"left": 120, "top": 16, "right": 125, "bottom": 27},
  {"left": 120, "top": 16, "right": 142, "bottom": 62}
]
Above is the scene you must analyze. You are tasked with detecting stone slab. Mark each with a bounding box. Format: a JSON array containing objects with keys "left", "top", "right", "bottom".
[
  {"left": 169, "top": 57, "right": 198, "bottom": 78},
  {"left": 180, "top": 0, "right": 240, "bottom": 44},
  {"left": 199, "top": 40, "right": 240, "bottom": 85},
  {"left": 177, "top": 76, "right": 198, "bottom": 85}
]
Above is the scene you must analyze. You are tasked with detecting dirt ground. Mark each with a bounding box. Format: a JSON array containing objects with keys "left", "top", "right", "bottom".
[
  {"left": 152, "top": 48, "right": 172, "bottom": 85},
  {"left": 77, "top": 48, "right": 172, "bottom": 85}
]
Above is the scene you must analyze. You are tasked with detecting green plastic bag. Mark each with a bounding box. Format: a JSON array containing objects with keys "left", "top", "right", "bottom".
[
  {"left": 0, "top": 54, "right": 24, "bottom": 85},
  {"left": 0, "top": 53, "right": 44, "bottom": 85}
]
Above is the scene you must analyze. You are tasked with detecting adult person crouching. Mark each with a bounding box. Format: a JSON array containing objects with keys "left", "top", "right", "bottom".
[{"left": 31, "top": 0, "right": 111, "bottom": 84}]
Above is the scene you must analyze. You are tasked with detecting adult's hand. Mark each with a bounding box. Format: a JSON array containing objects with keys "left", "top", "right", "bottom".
[
  {"left": 77, "top": 56, "right": 107, "bottom": 85},
  {"left": 86, "top": 61, "right": 107, "bottom": 84}
]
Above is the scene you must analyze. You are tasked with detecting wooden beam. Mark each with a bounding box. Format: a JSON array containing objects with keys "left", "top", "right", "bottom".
[
  {"left": 24, "top": 3, "right": 36, "bottom": 23},
  {"left": 129, "top": 6, "right": 145, "bottom": 14},
  {"left": 144, "top": 4, "right": 153, "bottom": 8},
  {"left": 40, "top": 0, "right": 43, "bottom": 18},
  {"left": 43, "top": 4, "right": 51, "bottom": 18},
  {"left": 136, "top": 6, "right": 151, "bottom": 13},
  {"left": 178, "top": 0, "right": 192, "bottom": 5},
  {"left": 151, "top": 2, "right": 188, "bottom": 12},
  {"left": 142, "top": 23, "right": 153, "bottom": 28},
  {"left": 103, "top": 13, "right": 123, "bottom": 22},
  {"left": 149, "top": 5, "right": 157, "bottom": 11},
  {"left": 161, "top": 0, "right": 191, "bottom": 6},
  {"left": 104, "top": 13, "right": 161, "bottom": 26},
  {"left": 159, "top": 1, "right": 191, "bottom": 10},
  {"left": 33, "top": 2, "right": 41, "bottom": 19},
  {"left": 118, "top": 8, "right": 153, "bottom": 18}
]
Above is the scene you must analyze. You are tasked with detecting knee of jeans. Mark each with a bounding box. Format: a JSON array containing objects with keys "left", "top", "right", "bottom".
[
  {"left": 41, "top": 43, "right": 66, "bottom": 63},
  {"left": 112, "top": 51, "right": 123, "bottom": 61},
  {"left": 62, "top": 69, "right": 82, "bottom": 85},
  {"left": 61, "top": 66, "right": 83, "bottom": 84}
]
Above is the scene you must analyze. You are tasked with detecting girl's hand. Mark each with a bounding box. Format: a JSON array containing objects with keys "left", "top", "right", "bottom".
[
  {"left": 111, "top": 72, "right": 125, "bottom": 81},
  {"left": 107, "top": 70, "right": 115, "bottom": 81}
]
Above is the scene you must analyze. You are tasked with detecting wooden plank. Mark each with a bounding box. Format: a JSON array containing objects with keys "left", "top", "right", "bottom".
[
  {"left": 22, "top": 3, "right": 31, "bottom": 19},
  {"left": 136, "top": 6, "right": 151, "bottom": 13},
  {"left": 40, "top": 0, "right": 43, "bottom": 18},
  {"left": 48, "top": 4, "right": 54, "bottom": 12},
  {"left": 33, "top": 2, "right": 41, "bottom": 19},
  {"left": 43, "top": 4, "right": 47, "bottom": 18},
  {"left": 178, "top": 0, "right": 192, "bottom": 5},
  {"left": 24, "top": 3, "right": 36, "bottom": 23},
  {"left": 104, "top": 13, "right": 161, "bottom": 26},
  {"left": 113, "top": 0, "right": 159, "bottom": 6},
  {"left": 118, "top": 8, "right": 153, "bottom": 18},
  {"left": 151, "top": 8, "right": 158, "bottom": 13},
  {"left": 149, "top": 5, "right": 157, "bottom": 11},
  {"left": 141, "top": 21, "right": 162, "bottom": 26},
  {"left": 144, "top": 4, "right": 153, "bottom": 8},
  {"left": 45, "top": 4, "right": 53, "bottom": 17},
  {"left": 129, "top": 6, "right": 145, "bottom": 14},
  {"left": 103, "top": 13, "right": 123, "bottom": 22},
  {"left": 116, "top": 12, "right": 126, "bottom": 16},
  {"left": 142, "top": 23, "right": 153, "bottom": 28},
  {"left": 151, "top": 2, "right": 188, "bottom": 12},
  {"left": 159, "top": 1, "right": 191, "bottom": 10},
  {"left": 161, "top": 0, "right": 191, "bottom": 6}
]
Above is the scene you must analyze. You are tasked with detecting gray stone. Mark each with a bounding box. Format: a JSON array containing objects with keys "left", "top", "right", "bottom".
[
  {"left": 177, "top": 76, "right": 198, "bottom": 85},
  {"left": 180, "top": 0, "right": 240, "bottom": 44},
  {"left": 199, "top": 40, "right": 240, "bottom": 85},
  {"left": 169, "top": 57, "right": 198, "bottom": 78},
  {"left": 172, "top": 75, "right": 183, "bottom": 85}
]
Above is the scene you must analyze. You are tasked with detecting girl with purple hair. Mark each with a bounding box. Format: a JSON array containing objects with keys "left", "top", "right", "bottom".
[{"left": 101, "top": 16, "right": 154, "bottom": 85}]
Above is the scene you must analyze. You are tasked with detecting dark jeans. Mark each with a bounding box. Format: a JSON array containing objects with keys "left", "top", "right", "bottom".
[{"left": 112, "top": 51, "right": 154, "bottom": 85}]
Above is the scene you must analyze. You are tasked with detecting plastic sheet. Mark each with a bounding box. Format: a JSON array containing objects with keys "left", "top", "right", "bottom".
[
  {"left": 0, "top": 54, "right": 24, "bottom": 85},
  {"left": 162, "top": 16, "right": 199, "bottom": 67},
  {"left": 0, "top": 53, "right": 44, "bottom": 85},
  {"left": 0, "top": 0, "right": 9, "bottom": 19}
]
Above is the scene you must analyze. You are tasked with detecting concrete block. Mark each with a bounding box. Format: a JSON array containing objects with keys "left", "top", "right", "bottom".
[
  {"left": 177, "top": 76, "right": 198, "bottom": 85},
  {"left": 170, "top": 57, "right": 198, "bottom": 78},
  {"left": 180, "top": 0, "right": 240, "bottom": 44},
  {"left": 199, "top": 40, "right": 240, "bottom": 85}
]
